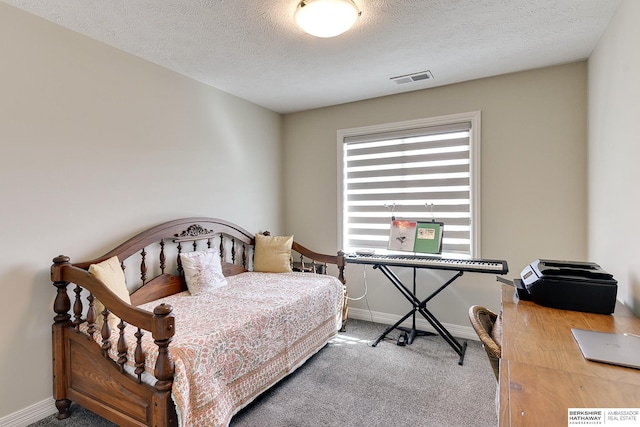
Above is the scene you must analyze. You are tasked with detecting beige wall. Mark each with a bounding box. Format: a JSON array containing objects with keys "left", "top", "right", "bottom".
[
  {"left": 0, "top": 3, "right": 282, "bottom": 419},
  {"left": 283, "top": 62, "right": 588, "bottom": 330},
  {"left": 588, "top": 0, "right": 640, "bottom": 315}
]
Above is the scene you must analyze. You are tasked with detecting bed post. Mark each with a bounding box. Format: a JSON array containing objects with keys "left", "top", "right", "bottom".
[
  {"left": 51, "top": 255, "right": 72, "bottom": 419},
  {"left": 337, "top": 250, "right": 346, "bottom": 284},
  {"left": 152, "top": 303, "right": 178, "bottom": 426}
]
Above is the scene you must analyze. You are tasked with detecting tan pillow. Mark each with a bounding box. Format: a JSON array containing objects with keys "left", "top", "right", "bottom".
[
  {"left": 253, "top": 234, "right": 293, "bottom": 273},
  {"left": 88, "top": 256, "right": 131, "bottom": 333},
  {"left": 490, "top": 311, "right": 503, "bottom": 348}
]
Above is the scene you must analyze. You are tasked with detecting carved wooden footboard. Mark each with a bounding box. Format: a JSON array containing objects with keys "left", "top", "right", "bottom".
[{"left": 50, "top": 217, "right": 346, "bottom": 426}]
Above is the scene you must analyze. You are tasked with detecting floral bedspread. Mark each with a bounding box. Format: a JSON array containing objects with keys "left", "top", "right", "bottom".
[{"left": 97, "top": 272, "right": 344, "bottom": 426}]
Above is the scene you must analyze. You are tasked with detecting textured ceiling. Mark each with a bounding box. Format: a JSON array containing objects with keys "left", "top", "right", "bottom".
[{"left": 1, "top": 0, "right": 622, "bottom": 113}]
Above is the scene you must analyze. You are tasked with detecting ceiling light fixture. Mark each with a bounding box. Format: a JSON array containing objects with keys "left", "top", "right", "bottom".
[{"left": 295, "top": 0, "right": 362, "bottom": 38}]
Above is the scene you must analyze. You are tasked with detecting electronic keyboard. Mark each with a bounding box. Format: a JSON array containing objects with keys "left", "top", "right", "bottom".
[{"left": 346, "top": 253, "right": 508, "bottom": 274}]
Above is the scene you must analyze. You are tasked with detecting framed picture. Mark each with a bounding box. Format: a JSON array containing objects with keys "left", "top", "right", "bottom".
[
  {"left": 413, "top": 221, "right": 444, "bottom": 254},
  {"left": 388, "top": 219, "right": 417, "bottom": 251}
]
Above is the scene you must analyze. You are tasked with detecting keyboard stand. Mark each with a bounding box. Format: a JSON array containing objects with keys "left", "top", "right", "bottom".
[
  {"left": 371, "top": 264, "right": 468, "bottom": 365},
  {"left": 395, "top": 268, "right": 434, "bottom": 344}
]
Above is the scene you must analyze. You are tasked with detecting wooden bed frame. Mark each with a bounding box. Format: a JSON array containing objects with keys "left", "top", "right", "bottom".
[{"left": 50, "top": 217, "right": 347, "bottom": 426}]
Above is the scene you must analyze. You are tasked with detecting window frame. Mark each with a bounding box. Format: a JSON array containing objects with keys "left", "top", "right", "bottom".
[{"left": 337, "top": 111, "right": 482, "bottom": 258}]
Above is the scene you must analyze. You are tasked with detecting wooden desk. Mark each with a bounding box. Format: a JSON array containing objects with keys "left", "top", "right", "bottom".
[{"left": 499, "top": 285, "right": 640, "bottom": 426}]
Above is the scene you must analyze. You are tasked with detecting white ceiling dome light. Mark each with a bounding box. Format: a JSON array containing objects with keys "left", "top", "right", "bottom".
[{"left": 295, "top": 0, "right": 362, "bottom": 38}]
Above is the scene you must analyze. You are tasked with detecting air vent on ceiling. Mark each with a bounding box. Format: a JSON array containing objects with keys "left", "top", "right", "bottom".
[{"left": 390, "top": 70, "right": 434, "bottom": 85}]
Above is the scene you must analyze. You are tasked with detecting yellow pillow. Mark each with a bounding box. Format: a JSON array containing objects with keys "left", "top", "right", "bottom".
[
  {"left": 88, "top": 256, "right": 131, "bottom": 333},
  {"left": 253, "top": 234, "right": 293, "bottom": 273}
]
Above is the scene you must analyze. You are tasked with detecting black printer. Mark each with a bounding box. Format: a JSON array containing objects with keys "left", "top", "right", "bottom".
[{"left": 517, "top": 259, "right": 618, "bottom": 314}]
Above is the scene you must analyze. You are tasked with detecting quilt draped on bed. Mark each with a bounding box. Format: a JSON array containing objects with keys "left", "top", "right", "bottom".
[{"left": 93, "top": 271, "right": 344, "bottom": 427}]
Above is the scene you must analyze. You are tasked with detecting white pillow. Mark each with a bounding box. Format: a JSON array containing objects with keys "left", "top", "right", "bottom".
[
  {"left": 88, "top": 256, "right": 131, "bottom": 332},
  {"left": 179, "top": 249, "right": 228, "bottom": 295}
]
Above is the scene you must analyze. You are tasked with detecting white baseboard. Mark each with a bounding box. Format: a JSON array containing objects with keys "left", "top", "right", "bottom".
[
  {"left": 0, "top": 398, "right": 56, "bottom": 427},
  {"left": 347, "top": 307, "right": 479, "bottom": 341}
]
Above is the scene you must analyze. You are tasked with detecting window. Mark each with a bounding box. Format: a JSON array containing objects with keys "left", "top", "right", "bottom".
[{"left": 338, "top": 111, "right": 481, "bottom": 258}]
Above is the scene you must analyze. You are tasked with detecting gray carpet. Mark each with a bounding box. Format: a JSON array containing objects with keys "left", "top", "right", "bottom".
[{"left": 30, "top": 319, "right": 497, "bottom": 426}]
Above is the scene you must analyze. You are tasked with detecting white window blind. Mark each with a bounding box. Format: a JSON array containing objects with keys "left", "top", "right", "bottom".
[{"left": 339, "top": 113, "right": 481, "bottom": 257}]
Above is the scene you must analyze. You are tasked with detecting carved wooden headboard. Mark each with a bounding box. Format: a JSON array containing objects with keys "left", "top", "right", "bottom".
[{"left": 68, "top": 217, "right": 345, "bottom": 306}]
